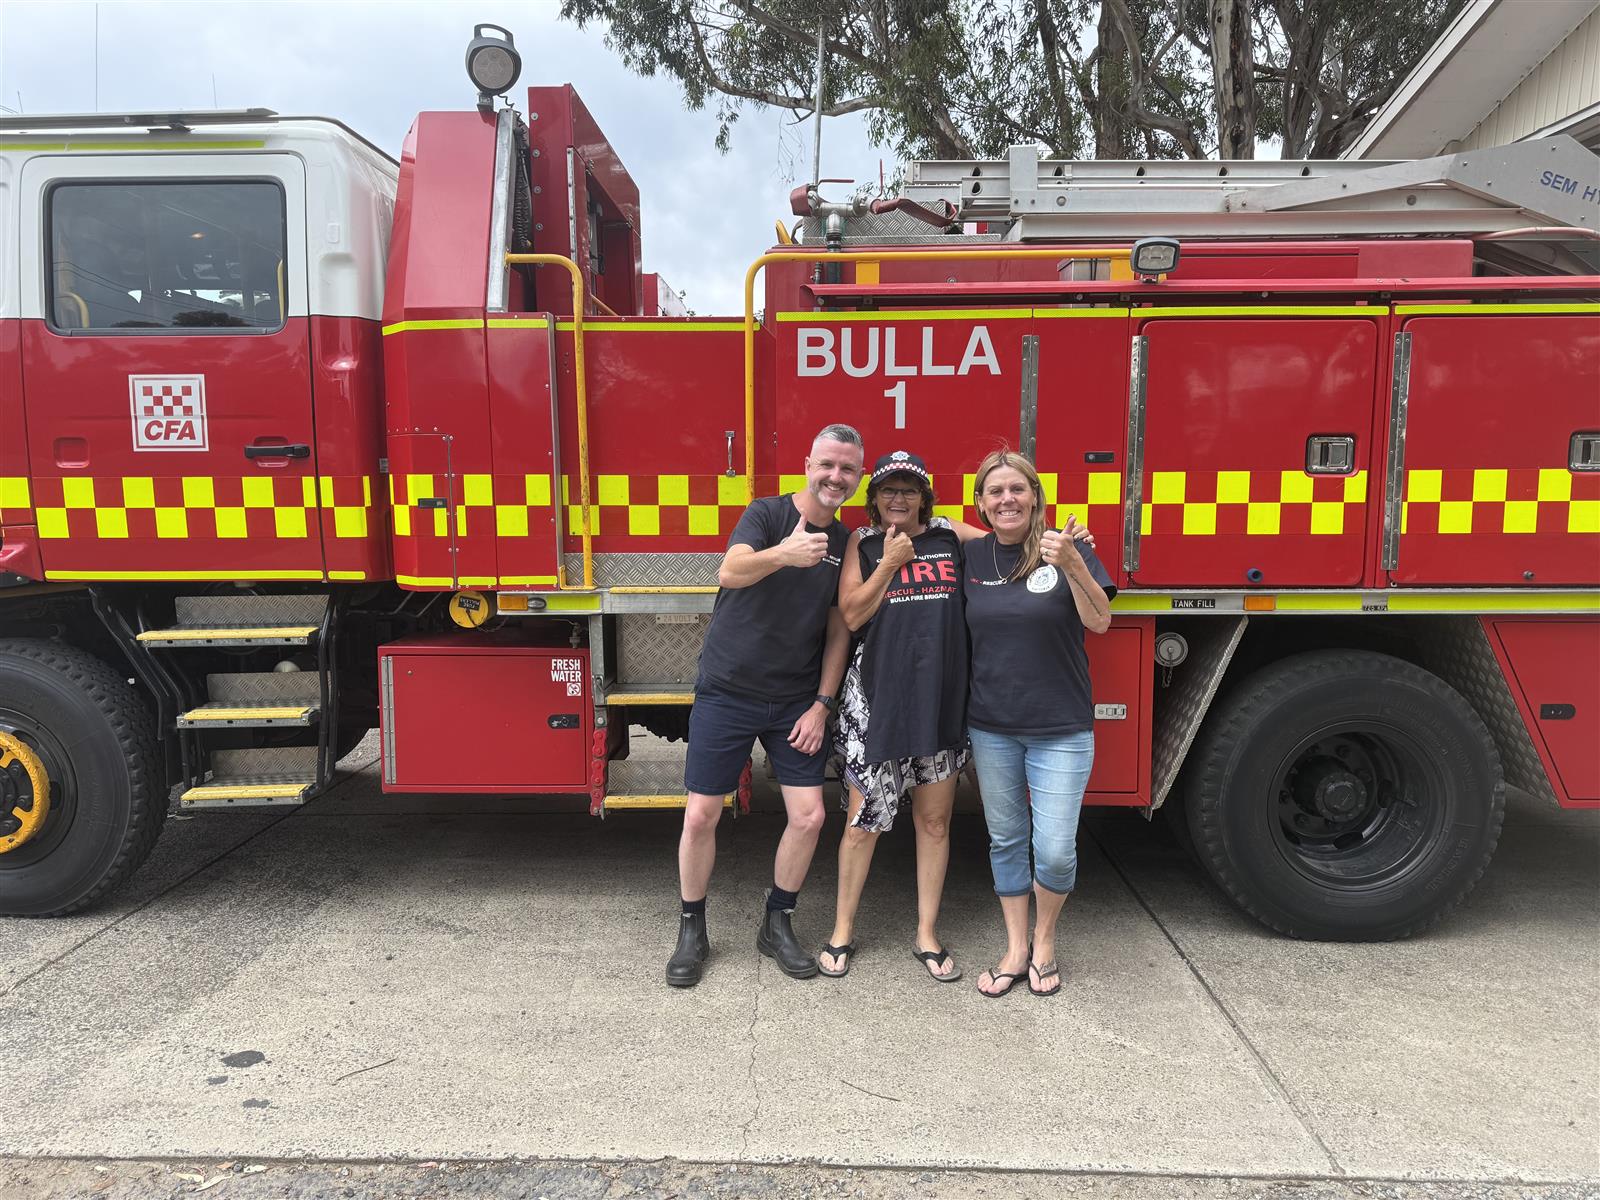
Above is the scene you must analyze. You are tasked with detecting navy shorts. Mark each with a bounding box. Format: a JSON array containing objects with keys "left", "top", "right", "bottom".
[{"left": 684, "top": 687, "right": 828, "bottom": 795}]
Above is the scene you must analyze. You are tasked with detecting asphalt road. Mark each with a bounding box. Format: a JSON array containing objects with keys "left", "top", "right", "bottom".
[{"left": 2, "top": 734, "right": 1596, "bottom": 1194}]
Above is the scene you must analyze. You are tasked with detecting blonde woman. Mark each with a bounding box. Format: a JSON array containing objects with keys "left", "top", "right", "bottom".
[{"left": 963, "top": 449, "right": 1114, "bottom": 999}]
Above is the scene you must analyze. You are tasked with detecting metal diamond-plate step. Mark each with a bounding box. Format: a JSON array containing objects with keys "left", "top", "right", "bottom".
[
  {"left": 180, "top": 670, "right": 324, "bottom": 727},
  {"left": 183, "top": 745, "right": 321, "bottom": 807},
  {"left": 178, "top": 702, "right": 318, "bottom": 728},
  {"left": 182, "top": 776, "right": 317, "bottom": 806},
  {"left": 138, "top": 625, "right": 319, "bottom": 648}
]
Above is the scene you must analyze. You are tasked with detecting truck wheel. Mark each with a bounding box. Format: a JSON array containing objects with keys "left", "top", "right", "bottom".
[
  {"left": 0, "top": 640, "right": 165, "bottom": 917},
  {"left": 1185, "top": 650, "right": 1504, "bottom": 941}
]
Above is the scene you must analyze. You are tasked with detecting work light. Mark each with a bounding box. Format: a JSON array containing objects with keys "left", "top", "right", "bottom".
[
  {"left": 1131, "top": 237, "right": 1180, "bottom": 278},
  {"left": 466, "top": 24, "right": 522, "bottom": 106}
]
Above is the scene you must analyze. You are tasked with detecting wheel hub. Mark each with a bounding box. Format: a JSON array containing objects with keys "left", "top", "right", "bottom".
[
  {"left": 1297, "top": 759, "right": 1369, "bottom": 821},
  {"left": 0, "top": 730, "right": 50, "bottom": 854}
]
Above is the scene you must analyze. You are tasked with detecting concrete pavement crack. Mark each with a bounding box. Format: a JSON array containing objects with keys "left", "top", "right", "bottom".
[
  {"left": 1086, "top": 825, "right": 1347, "bottom": 1177},
  {"left": 737, "top": 955, "right": 763, "bottom": 1162},
  {"left": 0, "top": 749, "right": 379, "bottom": 1001}
]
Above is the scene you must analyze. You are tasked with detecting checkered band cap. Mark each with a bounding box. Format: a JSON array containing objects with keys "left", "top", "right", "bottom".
[{"left": 869, "top": 450, "right": 930, "bottom": 486}]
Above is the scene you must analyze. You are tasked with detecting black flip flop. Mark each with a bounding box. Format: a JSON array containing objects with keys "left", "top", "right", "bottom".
[
  {"left": 1028, "top": 959, "right": 1062, "bottom": 997},
  {"left": 977, "top": 965, "right": 1027, "bottom": 998},
  {"left": 817, "top": 941, "right": 855, "bottom": 978},
  {"left": 913, "top": 946, "right": 963, "bottom": 983}
]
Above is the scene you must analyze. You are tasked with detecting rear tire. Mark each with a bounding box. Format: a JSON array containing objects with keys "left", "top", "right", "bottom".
[
  {"left": 0, "top": 640, "right": 165, "bottom": 917},
  {"left": 1185, "top": 650, "right": 1503, "bottom": 941}
]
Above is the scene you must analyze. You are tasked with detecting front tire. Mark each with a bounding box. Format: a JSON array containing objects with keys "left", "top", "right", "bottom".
[
  {"left": 1185, "top": 650, "right": 1504, "bottom": 941},
  {"left": 0, "top": 640, "right": 165, "bottom": 917}
]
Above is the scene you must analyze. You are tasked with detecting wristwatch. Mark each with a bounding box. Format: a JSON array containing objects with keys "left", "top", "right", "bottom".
[{"left": 815, "top": 693, "right": 837, "bottom": 712}]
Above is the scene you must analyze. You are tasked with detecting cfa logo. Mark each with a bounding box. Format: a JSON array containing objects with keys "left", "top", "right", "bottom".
[{"left": 130, "top": 374, "right": 209, "bottom": 452}]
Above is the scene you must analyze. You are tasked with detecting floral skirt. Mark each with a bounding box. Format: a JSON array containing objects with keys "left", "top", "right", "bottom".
[{"left": 832, "top": 647, "right": 969, "bottom": 834}]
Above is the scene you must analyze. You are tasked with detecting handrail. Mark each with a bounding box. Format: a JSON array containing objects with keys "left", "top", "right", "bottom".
[
  {"left": 741, "top": 247, "right": 1135, "bottom": 503},
  {"left": 505, "top": 252, "right": 594, "bottom": 589}
]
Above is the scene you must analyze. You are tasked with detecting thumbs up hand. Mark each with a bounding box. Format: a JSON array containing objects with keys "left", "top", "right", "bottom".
[
  {"left": 881, "top": 523, "right": 915, "bottom": 572},
  {"left": 777, "top": 524, "right": 830, "bottom": 568}
]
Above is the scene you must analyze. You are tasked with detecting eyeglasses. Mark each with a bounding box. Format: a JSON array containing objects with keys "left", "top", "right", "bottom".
[{"left": 876, "top": 487, "right": 922, "bottom": 500}]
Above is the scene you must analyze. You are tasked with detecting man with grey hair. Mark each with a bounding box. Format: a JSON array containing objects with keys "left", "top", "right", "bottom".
[{"left": 667, "top": 424, "right": 865, "bottom": 987}]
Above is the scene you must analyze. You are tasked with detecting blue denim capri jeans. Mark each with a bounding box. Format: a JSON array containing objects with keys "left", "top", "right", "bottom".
[{"left": 968, "top": 727, "right": 1094, "bottom": 896}]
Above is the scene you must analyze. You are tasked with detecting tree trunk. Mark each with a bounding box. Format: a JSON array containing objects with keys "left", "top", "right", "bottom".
[
  {"left": 1209, "top": 0, "right": 1256, "bottom": 157},
  {"left": 1094, "top": 1, "right": 1135, "bottom": 157}
]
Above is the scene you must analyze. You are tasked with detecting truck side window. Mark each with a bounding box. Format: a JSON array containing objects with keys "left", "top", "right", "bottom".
[{"left": 46, "top": 180, "right": 287, "bottom": 333}]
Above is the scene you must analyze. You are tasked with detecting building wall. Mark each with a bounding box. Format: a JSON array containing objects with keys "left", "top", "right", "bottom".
[{"left": 1460, "top": 5, "right": 1600, "bottom": 149}]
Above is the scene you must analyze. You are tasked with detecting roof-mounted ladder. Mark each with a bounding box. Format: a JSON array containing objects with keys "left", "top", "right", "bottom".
[{"left": 902, "top": 137, "right": 1600, "bottom": 241}]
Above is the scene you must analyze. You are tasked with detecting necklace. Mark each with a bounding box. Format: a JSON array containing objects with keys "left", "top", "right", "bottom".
[{"left": 988, "top": 535, "right": 1014, "bottom": 584}]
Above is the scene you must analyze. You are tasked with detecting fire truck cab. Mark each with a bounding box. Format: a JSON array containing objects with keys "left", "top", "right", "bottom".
[{"left": 0, "top": 75, "right": 1596, "bottom": 941}]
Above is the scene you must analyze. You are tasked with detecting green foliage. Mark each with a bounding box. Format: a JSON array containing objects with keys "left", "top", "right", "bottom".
[{"left": 561, "top": 0, "right": 1465, "bottom": 161}]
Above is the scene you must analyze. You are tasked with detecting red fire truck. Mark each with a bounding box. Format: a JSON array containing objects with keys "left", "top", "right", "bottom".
[{"left": 1, "top": 40, "right": 1596, "bottom": 939}]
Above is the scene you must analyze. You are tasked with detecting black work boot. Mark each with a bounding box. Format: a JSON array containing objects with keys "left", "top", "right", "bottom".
[
  {"left": 666, "top": 912, "right": 710, "bottom": 988},
  {"left": 757, "top": 898, "right": 819, "bottom": 979}
]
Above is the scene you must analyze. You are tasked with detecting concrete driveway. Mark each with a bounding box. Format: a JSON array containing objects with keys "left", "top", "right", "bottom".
[{"left": 2, "top": 735, "right": 1596, "bottom": 1187}]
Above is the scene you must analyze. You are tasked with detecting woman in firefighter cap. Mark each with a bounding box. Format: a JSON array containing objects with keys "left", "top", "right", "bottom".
[{"left": 817, "top": 450, "right": 970, "bottom": 982}]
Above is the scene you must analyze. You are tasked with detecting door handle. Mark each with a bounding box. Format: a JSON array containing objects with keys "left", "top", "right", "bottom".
[{"left": 244, "top": 443, "right": 311, "bottom": 459}]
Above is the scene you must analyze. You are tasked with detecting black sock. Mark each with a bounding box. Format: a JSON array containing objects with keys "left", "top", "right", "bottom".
[
  {"left": 681, "top": 897, "right": 706, "bottom": 917},
  {"left": 767, "top": 885, "right": 799, "bottom": 912}
]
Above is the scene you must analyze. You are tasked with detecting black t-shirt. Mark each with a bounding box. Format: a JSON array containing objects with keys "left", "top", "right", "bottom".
[
  {"left": 963, "top": 534, "right": 1117, "bottom": 737},
  {"left": 696, "top": 494, "right": 849, "bottom": 701},
  {"left": 855, "top": 520, "right": 969, "bottom": 763}
]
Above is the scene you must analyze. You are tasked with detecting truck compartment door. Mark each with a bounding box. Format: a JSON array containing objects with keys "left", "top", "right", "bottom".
[
  {"left": 1484, "top": 617, "right": 1600, "bottom": 806},
  {"left": 1391, "top": 313, "right": 1600, "bottom": 585},
  {"left": 18, "top": 154, "right": 326, "bottom": 582},
  {"left": 1131, "top": 316, "right": 1379, "bottom": 588}
]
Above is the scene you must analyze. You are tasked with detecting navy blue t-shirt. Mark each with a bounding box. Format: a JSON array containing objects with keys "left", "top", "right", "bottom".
[
  {"left": 962, "top": 534, "right": 1117, "bottom": 737},
  {"left": 696, "top": 494, "right": 848, "bottom": 701}
]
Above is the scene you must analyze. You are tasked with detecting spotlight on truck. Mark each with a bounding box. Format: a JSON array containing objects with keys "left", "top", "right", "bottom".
[
  {"left": 466, "top": 24, "right": 522, "bottom": 108},
  {"left": 1131, "top": 236, "right": 1180, "bottom": 279}
]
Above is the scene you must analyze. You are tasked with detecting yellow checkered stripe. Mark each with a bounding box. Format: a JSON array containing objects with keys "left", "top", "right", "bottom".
[
  {"left": 1141, "top": 470, "right": 1368, "bottom": 535},
  {"left": 565, "top": 474, "right": 750, "bottom": 536},
  {"left": 1402, "top": 468, "right": 1599, "bottom": 535},
  {"left": 389, "top": 473, "right": 555, "bottom": 538},
  {"left": 1, "top": 475, "right": 375, "bottom": 540}
]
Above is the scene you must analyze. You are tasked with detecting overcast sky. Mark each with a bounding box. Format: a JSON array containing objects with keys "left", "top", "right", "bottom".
[{"left": 0, "top": 0, "right": 888, "bottom": 312}]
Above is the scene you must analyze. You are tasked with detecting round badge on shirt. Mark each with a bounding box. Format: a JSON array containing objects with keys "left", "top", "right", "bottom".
[{"left": 1026, "top": 565, "right": 1059, "bottom": 593}]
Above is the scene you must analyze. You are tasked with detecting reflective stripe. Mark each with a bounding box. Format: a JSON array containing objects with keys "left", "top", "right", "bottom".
[
  {"left": 19, "top": 474, "right": 376, "bottom": 542},
  {"left": 776, "top": 308, "right": 1041, "bottom": 323},
  {"left": 1136, "top": 306, "right": 1381, "bottom": 318},
  {"left": 380, "top": 318, "right": 485, "bottom": 336},
  {"left": 553, "top": 320, "right": 746, "bottom": 332},
  {"left": 1110, "top": 591, "right": 1599, "bottom": 614},
  {"left": 1402, "top": 468, "right": 1598, "bottom": 535},
  {"left": 1139, "top": 470, "right": 1369, "bottom": 536},
  {"left": 1394, "top": 303, "right": 1600, "bottom": 315}
]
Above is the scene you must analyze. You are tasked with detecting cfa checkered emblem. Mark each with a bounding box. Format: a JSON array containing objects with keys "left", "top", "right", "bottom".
[{"left": 130, "top": 375, "right": 208, "bottom": 452}]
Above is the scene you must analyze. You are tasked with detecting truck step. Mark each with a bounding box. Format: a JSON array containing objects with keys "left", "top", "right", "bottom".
[
  {"left": 178, "top": 670, "right": 324, "bottom": 727},
  {"left": 139, "top": 594, "right": 328, "bottom": 647},
  {"left": 181, "top": 746, "right": 320, "bottom": 808},
  {"left": 599, "top": 757, "right": 734, "bottom": 815},
  {"left": 182, "top": 777, "right": 317, "bottom": 806},
  {"left": 139, "top": 625, "right": 319, "bottom": 648},
  {"left": 603, "top": 683, "right": 696, "bottom": 705},
  {"left": 177, "top": 702, "right": 318, "bottom": 728},
  {"left": 601, "top": 794, "right": 732, "bottom": 811}
]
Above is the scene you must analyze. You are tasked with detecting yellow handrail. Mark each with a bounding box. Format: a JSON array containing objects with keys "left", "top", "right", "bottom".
[
  {"left": 505, "top": 253, "right": 594, "bottom": 589},
  {"left": 741, "top": 247, "right": 1135, "bottom": 502}
]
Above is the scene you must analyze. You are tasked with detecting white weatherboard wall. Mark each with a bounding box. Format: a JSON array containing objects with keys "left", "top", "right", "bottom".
[{"left": 1462, "top": 5, "right": 1600, "bottom": 151}]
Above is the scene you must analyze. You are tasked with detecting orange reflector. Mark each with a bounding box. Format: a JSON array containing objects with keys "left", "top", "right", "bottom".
[
  {"left": 497, "top": 594, "right": 529, "bottom": 611},
  {"left": 1243, "top": 595, "right": 1277, "bottom": 612}
]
